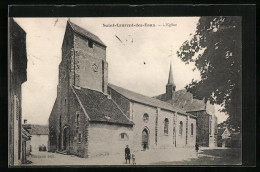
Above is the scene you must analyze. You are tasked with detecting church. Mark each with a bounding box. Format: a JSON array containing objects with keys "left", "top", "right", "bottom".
[{"left": 48, "top": 20, "right": 216, "bottom": 158}]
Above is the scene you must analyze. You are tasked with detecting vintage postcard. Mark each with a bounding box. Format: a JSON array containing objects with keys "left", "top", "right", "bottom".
[{"left": 8, "top": 16, "right": 242, "bottom": 166}]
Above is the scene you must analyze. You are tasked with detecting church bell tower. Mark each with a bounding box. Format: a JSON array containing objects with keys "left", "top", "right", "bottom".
[
  {"left": 61, "top": 20, "right": 108, "bottom": 94},
  {"left": 165, "top": 63, "right": 176, "bottom": 100}
]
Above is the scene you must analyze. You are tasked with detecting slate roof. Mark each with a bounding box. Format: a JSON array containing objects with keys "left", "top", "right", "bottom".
[
  {"left": 68, "top": 21, "right": 106, "bottom": 47},
  {"left": 154, "top": 89, "right": 206, "bottom": 112},
  {"left": 108, "top": 83, "right": 190, "bottom": 116},
  {"left": 24, "top": 125, "right": 49, "bottom": 135},
  {"left": 73, "top": 87, "right": 133, "bottom": 125}
]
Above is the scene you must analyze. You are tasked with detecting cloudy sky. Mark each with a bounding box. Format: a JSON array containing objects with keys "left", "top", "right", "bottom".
[{"left": 14, "top": 17, "right": 227, "bottom": 125}]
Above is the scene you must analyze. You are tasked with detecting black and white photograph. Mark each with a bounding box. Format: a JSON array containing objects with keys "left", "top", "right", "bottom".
[{"left": 8, "top": 15, "right": 244, "bottom": 166}]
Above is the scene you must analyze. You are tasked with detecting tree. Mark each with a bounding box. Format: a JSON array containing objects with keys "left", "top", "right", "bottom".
[{"left": 177, "top": 17, "right": 242, "bottom": 130}]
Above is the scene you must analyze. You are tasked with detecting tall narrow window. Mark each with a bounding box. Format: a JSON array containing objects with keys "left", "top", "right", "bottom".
[
  {"left": 179, "top": 121, "right": 183, "bottom": 135},
  {"left": 191, "top": 123, "right": 194, "bottom": 136},
  {"left": 76, "top": 113, "right": 80, "bottom": 126},
  {"left": 164, "top": 118, "right": 169, "bottom": 134}
]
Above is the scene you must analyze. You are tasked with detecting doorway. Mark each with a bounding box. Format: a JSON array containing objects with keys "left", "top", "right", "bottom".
[{"left": 142, "top": 128, "right": 149, "bottom": 150}]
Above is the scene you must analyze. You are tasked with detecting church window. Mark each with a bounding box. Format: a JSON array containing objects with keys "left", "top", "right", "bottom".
[
  {"left": 164, "top": 118, "right": 169, "bottom": 134},
  {"left": 88, "top": 40, "right": 93, "bottom": 48},
  {"left": 191, "top": 123, "right": 194, "bottom": 136},
  {"left": 179, "top": 121, "right": 183, "bottom": 135},
  {"left": 76, "top": 112, "right": 80, "bottom": 126},
  {"left": 119, "top": 133, "right": 129, "bottom": 140},
  {"left": 143, "top": 113, "right": 149, "bottom": 122}
]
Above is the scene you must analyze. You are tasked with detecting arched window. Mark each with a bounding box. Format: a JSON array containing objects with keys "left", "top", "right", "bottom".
[
  {"left": 119, "top": 133, "right": 129, "bottom": 140},
  {"left": 179, "top": 121, "right": 183, "bottom": 135},
  {"left": 164, "top": 118, "right": 169, "bottom": 134},
  {"left": 143, "top": 113, "right": 149, "bottom": 122},
  {"left": 191, "top": 123, "right": 194, "bottom": 136}
]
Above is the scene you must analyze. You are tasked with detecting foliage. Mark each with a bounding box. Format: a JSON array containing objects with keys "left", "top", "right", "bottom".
[{"left": 177, "top": 17, "right": 242, "bottom": 128}]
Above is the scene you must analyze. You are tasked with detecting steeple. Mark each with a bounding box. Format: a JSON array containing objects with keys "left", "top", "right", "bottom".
[
  {"left": 166, "top": 63, "right": 176, "bottom": 100},
  {"left": 167, "top": 63, "right": 175, "bottom": 86}
]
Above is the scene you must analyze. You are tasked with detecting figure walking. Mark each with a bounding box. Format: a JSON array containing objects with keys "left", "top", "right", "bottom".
[
  {"left": 195, "top": 143, "right": 199, "bottom": 152},
  {"left": 125, "top": 145, "right": 131, "bottom": 164}
]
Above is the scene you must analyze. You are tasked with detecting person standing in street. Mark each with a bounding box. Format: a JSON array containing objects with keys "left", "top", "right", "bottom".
[
  {"left": 195, "top": 143, "right": 199, "bottom": 152},
  {"left": 125, "top": 145, "right": 131, "bottom": 164}
]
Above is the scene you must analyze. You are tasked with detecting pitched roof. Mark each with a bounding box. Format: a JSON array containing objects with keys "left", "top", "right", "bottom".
[
  {"left": 73, "top": 87, "right": 133, "bottom": 125},
  {"left": 68, "top": 21, "right": 106, "bottom": 47},
  {"left": 217, "top": 128, "right": 231, "bottom": 136},
  {"left": 154, "top": 89, "right": 206, "bottom": 112},
  {"left": 108, "top": 83, "right": 189, "bottom": 115},
  {"left": 26, "top": 125, "right": 49, "bottom": 135}
]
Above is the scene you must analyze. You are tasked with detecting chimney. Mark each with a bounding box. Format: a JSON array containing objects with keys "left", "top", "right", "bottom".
[{"left": 24, "top": 119, "right": 27, "bottom": 124}]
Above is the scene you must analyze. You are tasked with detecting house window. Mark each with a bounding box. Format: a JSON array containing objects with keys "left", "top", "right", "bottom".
[
  {"left": 119, "top": 133, "right": 129, "bottom": 140},
  {"left": 78, "top": 133, "right": 82, "bottom": 143},
  {"left": 164, "top": 118, "right": 169, "bottom": 134},
  {"left": 88, "top": 40, "right": 93, "bottom": 48},
  {"left": 191, "top": 123, "right": 194, "bottom": 136},
  {"left": 143, "top": 113, "right": 149, "bottom": 122},
  {"left": 179, "top": 121, "right": 183, "bottom": 135}
]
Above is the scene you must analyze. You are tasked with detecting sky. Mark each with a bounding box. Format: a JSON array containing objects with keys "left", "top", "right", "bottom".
[{"left": 14, "top": 17, "right": 228, "bottom": 125}]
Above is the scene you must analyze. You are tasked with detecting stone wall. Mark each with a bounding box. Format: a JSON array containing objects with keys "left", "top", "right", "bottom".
[
  {"left": 74, "top": 34, "right": 107, "bottom": 93},
  {"left": 88, "top": 123, "right": 133, "bottom": 157},
  {"left": 9, "top": 18, "right": 27, "bottom": 166},
  {"left": 68, "top": 88, "right": 89, "bottom": 158},
  {"left": 175, "top": 114, "right": 187, "bottom": 147}
]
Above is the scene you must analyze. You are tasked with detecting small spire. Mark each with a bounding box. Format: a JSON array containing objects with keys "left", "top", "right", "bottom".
[{"left": 167, "top": 63, "right": 175, "bottom": 86}]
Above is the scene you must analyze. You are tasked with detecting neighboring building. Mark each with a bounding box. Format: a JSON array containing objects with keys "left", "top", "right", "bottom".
[
  {"left": 49, "top": 21, "right": 197, "bottom": 158},
  {"left": 21, "top": 127, "right": 31, "bottom": 163},
  {"left": 23, "top": 124, "right": 49, "bottom": 152},
  {"left": 217, "top": 127, "right": 231, "bottom": 147},
  {"left": 8, "top": 18, "right": 28, "bottom": 166},
  {"left": 154, "top": 65, "right": 218, "bottom": 147}
]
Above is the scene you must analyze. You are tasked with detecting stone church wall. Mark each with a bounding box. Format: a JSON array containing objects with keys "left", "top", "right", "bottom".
[
  {"left": 68, "top": 88, "right": 89, "bottom": 158},
  {"left": 175, "top": 114, "right": 187, "bottom": 147},
  {"left": 187, "top": 117, "right": 197, "bottom": 147},
  {"left": 157, "top": 109, "right": 175, "bottom": 149},
  {"left": 131, "top": 103, "right": 157, "bottom": 151},
  {"left": 88, "top": 123, "right": 133, "bottom": 157},
  {"left": 74, "top": 34, "right": 107, "bottom": 93}
]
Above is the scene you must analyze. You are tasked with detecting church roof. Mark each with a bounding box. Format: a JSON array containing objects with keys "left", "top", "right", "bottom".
[
  {"left": 73, "top": 86, "right": 133, "bottom": 126},
  {"left": 68, "top": 20, "right": 106, "bottom": 47},
  {"left": 154, "top": 89, "right": 206, "bottom": 112},
  {"left": 108, "top": 83, "right": 189, "bottom": 115}
]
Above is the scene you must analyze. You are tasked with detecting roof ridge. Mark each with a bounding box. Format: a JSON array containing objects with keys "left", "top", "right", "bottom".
[
  {"left": 67, "top": 20, "right": 106, "bottom": 47},
  {"left": 108, "top": 83, "right": 188, "bottom": 115}
]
